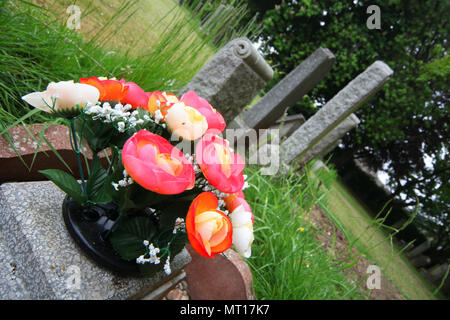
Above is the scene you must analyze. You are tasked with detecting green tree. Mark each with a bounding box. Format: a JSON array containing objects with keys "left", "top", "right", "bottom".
[{"left": 248, "top": 0, "right": 449, "bottom": 257}]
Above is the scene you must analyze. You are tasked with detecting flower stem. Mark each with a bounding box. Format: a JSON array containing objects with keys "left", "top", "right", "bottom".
[{"left": 70, "top": 118, "right": 88, "bottom": 201}]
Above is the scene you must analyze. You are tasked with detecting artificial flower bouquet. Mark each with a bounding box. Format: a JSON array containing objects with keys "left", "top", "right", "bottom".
[{"left": 22, "top": 77, "right": 254, "bottom": 276}]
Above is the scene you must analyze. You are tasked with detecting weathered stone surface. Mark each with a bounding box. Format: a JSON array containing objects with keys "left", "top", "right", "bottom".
[
  {"left": 281, "top": 61, "right": 394, "bottom": 165},
  {"left": 0, "top": 230, "right": 31, "bottom": 299},
  {"left": 240, "top": 47, "right": 335, "bottom": 130},
  {"left": 270, "top": 113, "right": 306, "bottom": 140},
  {"left": 222, "top": 248, "right": 255, "bottom": 300},
  {"left": 0, "top": 181, "right": 191, "bottom": 300},
  {"left": 179, "top": 37, "right": 273, "bottom": 122},
  {"left": 427, "top": 263, "right": 449, "bottom": 284},
  {"left": 299, "top": 113, "right": 360, "bottom": 163}
]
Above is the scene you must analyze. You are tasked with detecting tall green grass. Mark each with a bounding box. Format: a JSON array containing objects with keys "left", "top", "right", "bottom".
[
  {"left": 0, "top": 0, "right": 260, "bottom": 172},
  {"left": 0, "top": 0, "right": 260, "bottom": 130},
  {"left": 243, "top": 164, "right": 366, "bottom": 300}
]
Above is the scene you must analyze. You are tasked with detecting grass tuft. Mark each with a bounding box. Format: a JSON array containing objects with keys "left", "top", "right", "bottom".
[{"left": 244, "top": 165, "right": 365, "bottom": 299}]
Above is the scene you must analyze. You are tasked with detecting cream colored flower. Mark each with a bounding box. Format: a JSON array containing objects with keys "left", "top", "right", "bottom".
[
  {"left": 22, "top": 80, "right": 100, "bottom": 114},
  {"left": 165, "top": 102, "right": 208, "bottom": 141},
  {"left": 230, "top": 204, "right": 254, "bottom": 258}
]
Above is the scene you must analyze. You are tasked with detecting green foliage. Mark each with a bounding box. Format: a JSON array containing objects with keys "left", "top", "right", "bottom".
[
  {"left": 85, "top": 155, "right": 112, "bottom": 204},
  {"left": 39, "top": 168, "right": 84, "bottom": 204},
  {"left": 0, "top": 0, "right": 260, "bottom": 133},
  {"left": 180, "top": 0, "right": 262, "bottom": 45},
  {"left": 109, "top": 216, "right": 157, "bottom": 261},
  {"left": 109, "top": 210, "right": 188, "bottom": 275},
  {"left": 246, "top": 0, "right": 449, "bottom": 258},
  {"left": 244, "top": 165, "right": 365, "bottom": 299}
]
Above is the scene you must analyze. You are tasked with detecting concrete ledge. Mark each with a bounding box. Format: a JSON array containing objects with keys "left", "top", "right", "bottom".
[{"left": 0, "top": 181, "right": 191, "bottom": 300}]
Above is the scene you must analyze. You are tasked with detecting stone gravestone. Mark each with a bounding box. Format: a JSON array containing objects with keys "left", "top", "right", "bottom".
[
  {"left": 179, "top": 37, "right": 273, "bottom": 122},
  {"left": 269, "top": 113, "right": 306, "bottom": 141},
  {"left": 0, "top": 181, "right": 191, "bottom": 300},
  {"left": 410, "top": 255, "right": 431, "bottom": 269},
  {"left": 405, "top": 238, "right": 432, "bottom": 259},
  {"left": 227, "top": 47, "right": 336, "bottom": 174},
  {"left": 298, "top": 113, "right": 360, "bottom": 164},
  {"left": 237, "top": 47, "right": 336, "bottom": 131},
  {"left": 280, "top": 61, "right": 394, "bottom": 166}
]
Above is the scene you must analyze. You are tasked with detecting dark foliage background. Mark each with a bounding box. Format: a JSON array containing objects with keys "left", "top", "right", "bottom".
[{"left": 234, "top": 0, "right": 449, "bottom": 262}]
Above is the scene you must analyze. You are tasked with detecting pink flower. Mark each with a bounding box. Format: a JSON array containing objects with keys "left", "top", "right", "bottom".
[
  {"left": 180, "top": 90, "right": 226, "bottom": 134},
  {"left": 122, "top": 130, "right": 195, "bottom": 195},
  {"left": 223, "top": 192, "right": 253, "bottom": 222},
  {"left": 196, "top": 133, "right": 244, "bottom": 193},
  {"left": 119, "top": 79, "right": 150, "bottom": 109}
]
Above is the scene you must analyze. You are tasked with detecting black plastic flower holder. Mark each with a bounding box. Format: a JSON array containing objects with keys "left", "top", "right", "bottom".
[{"left": 62, "top": 196, "right": 142, "bottom": 276}]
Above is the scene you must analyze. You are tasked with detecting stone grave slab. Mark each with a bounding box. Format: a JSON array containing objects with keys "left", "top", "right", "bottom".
[{"left": 0, "top": 181, "right": 191, "bottom": 300}]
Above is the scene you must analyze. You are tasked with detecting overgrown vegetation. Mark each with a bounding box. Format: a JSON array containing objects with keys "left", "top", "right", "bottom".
[
  {"left": 240, "top": 0, "right": 450, "bottom": 263},
  {"left": 244, "top": 164, "right": 366, "bottom": 299},
  {"left": 0, "top": 0, "right": 260, "bottom": 131}
]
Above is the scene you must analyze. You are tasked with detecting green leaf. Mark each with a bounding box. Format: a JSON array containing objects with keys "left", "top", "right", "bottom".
[
  {"left": 39, "top": 169, "right": 84, "bottom": 204},
  {"left": 74, "top": 116, "right": 113, "bottom": 153},
  {"left": 157, "top": 198, "right": 193, "bottom": 231},
  {"left": 109, "top": 216, "right": 157, "bottom": 261},
  {"left": 86, "top": 155, "right": 112, "bottom": 204}
]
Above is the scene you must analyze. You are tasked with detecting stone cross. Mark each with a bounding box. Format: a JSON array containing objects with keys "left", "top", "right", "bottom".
[
  {"left": 280, "top": 61, "right": 394, "bottom": 165},
  {"left": 179, "top": 37, "right": 273, "bottom": 122}
]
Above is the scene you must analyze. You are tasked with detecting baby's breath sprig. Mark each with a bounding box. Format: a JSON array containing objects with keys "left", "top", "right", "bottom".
[{"left": 136, "top": 217, "right": 186, "bottom": 275}]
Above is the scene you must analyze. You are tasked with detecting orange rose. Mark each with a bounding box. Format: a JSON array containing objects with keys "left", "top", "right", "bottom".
[
  {"left": 146, "top": 91, "right": 179, "bottom": 121},
  {"left": 186, "top": 192, "right": 233, "bottom": 258},
  {"left": 80, "top": 77, "right": 129, "bottom": 102}
]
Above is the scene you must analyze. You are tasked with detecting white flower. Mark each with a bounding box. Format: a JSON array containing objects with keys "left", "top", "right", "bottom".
[
  {"left": 117, "top": 122, "right": 126, "bottom": 132},
  {"left": 136, "top": 242, "right": 162, "bottom": 265},
  {"left": 85, "top": 105, "right": 103, "bottom": 115},
  {"left": 230, "top": 205, "right": 254, "bottom": 258},
  {"left": 173, "top": 218, "right": 185, "bottom": 234},
  {"left": 22, "top": 80, "right": 100, "bottom": 113},
  {"left": 118, "top": 179, "right": 128, "bottom": 187},
  {"left": 165, "top": 102, "right": 208, "bottom": 140},
  {"left": 154, "top": 109, "right": 164, "bottom": 123},
  {"left": 164, "top": 256, "right": 171, "bottom": 275}
]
